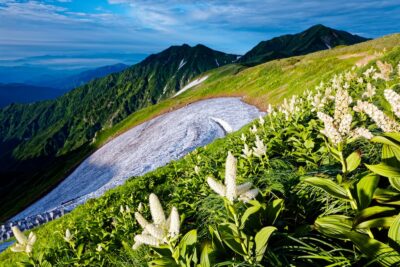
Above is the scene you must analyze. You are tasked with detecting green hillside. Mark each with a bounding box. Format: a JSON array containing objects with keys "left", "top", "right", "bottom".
[
  {"left": 1, "top": 34, "right": 400, "bottom": 266},
  {"left": 0, "top": 44, "right": 238, "bottom": 221},
  {"left": 239, "top": 24, "right": 368, "bottom": 66}
]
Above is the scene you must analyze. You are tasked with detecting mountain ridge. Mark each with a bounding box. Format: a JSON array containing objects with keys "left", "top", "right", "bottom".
[{"left": 239, "top": 24, "right": 369, "bottom": 65}]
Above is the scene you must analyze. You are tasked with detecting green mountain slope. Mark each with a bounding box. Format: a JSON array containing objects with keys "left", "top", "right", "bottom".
[
  {"left": 1, "top": 34, "right": 400, "bottom": 266},
  {"left": 0, "top": 44, "right": 237, "bottom": 220},
  {"left": 239, "top": 24, "right": 368, "bottom": 65}
]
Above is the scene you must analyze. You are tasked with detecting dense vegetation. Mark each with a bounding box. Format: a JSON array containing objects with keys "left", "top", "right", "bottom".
[
  {"left": 238, "top": 24, "right": 367, "bottom": 66},
  {"left": 0, "top": 44, "right": 237, "bottom": 220},
  {"left": 1, "top": 46, "right": 400, "bottom": 266}
]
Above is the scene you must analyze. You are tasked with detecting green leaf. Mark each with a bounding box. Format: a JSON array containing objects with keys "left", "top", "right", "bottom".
[
  {"left": 178, "top": 230, "right": 197, "bottom": 259},
  {"left": 149, "top": 258, "right": 179, "bottom": 267},
  {"left": 389, "top": 213, "right": 400, "bottom": 246},
  {"left": 303, "top": 177, "right": 349, "bottom": 200},
  {"left": 265, "top": 199, "right": 284, "bottom": 225},
  {"left": 356, "top": 173, "right": 380, "bottom": 210},
  {"left": 254, "top": 226, "right": 276, "bottom": 262},
  {"left": 199, "top": 242, "right": 215, "bottom": 267},
  {"left": 366, "top": 162, "right": 400, "bottom": 179},
  {"left": 345, "top": 150, "right": 361, "bottom": 173},
  {"left": 218, "top": 224, "right": 246, "bottom": 256},
  {"left": 314, "top": 215, "right": 352, "bottom": 239},
  {"left": 346, "top": 231, "right": 400, "bottom": 267},
  {"left": 355, "top": 217, "right": 395, "bottom": 229},
  {"left": 354, "top": 206, "right": 397, "bottom": 226},
  {"left": 241, "top": 204, "right": 261, "bottom": 229}
]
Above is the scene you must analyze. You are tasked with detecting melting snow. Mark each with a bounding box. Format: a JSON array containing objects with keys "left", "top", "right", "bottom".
[
  {"left": 210, "top": 117, "right": 233, "bottom": 133},
  {"left": 12, "top": 98, "right": 263, "bottom": 220},
  {"left": 174, "top": 75, "right": 208, "bottom": 97},
  {"left": 178, "top": 59, "right": 187, "bottom": 70},
  {"left": 215, "top": 58, "right": 220, "bottom": 67}
]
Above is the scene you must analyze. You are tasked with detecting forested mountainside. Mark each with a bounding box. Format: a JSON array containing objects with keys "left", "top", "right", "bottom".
[{"left": 0, "top": 44, "right": 237, "bottom": 220}]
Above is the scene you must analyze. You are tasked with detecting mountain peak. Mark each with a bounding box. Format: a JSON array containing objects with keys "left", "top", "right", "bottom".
[{"left": 239, "top": 25, "right": 368, "bottom": 65}]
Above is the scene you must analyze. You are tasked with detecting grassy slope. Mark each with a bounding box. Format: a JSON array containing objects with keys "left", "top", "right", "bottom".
[
  {"left": 0, "top": 35, "right": 399, "bottom": 264},
  {"left": 2, "top": 35, "right": 397, "bottom": 222},
  {"left": 94, "top": 34, "right": 400, "bottom": 146}
]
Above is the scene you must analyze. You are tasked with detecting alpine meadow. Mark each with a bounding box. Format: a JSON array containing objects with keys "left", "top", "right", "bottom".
[{"left": 1, "top": 1, "right": 400, "bottom": 266}]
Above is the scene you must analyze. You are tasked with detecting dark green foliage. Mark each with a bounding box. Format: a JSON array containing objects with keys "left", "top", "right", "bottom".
[{"left": 239, "top": 24, "right": 368, "bottom": 66}]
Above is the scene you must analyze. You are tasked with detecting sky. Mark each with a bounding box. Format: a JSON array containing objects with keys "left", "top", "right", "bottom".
[{"left": 1, "top": 0, "right": 400, "bottom": 67}]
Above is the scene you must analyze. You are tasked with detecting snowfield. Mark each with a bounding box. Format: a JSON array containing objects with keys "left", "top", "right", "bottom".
[
  {"left": 12, "top": 98, "right": 263, "bottom": 220},
  {"left": 174, "top": 75, "right": 208, "bottom": 96}
]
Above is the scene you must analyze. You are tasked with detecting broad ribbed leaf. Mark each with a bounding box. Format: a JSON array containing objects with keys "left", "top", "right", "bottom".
[
  {"left": 255, "top": 226, "right": 277, "bottom": 262},
  {"left": 346, "top": 231, "right": 400, "bottom": 267},
  {"left": 389, "top": 213, "right": 400, "bottom": 246},
  {"left": 314, "top": 215, "right": 352, "bottom": 239},
  {"left": 149, "top": 258, "right": 179, "bottom": 267},
  {"left": 366, "top": 163, "right": 400, "bottom": 179},
  {"left": 355, "top": 217, "right": 395, "bottom": 229},
  {"left": 345, "top": 151, "right": 361, "bottom": 173},
  {"left": 354, "top": 206, "right": 396, "bottom": 226},
  {"left": 303, "top": 177, "right": 349, "bottom": 200},
  {"left": 356, "top": 173, "right": 380, "bottom": 210},
  {"left": 390, "top": 178, "right": 400, "bottom": 192}
]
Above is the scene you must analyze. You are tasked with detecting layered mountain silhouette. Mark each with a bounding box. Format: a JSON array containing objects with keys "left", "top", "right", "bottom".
[
  {"left": 239, "top": 24, "right": 368, "bottom": 65},
  {"left": 0, "top": 25, "right": 368, "bottom": 221},
  {"left": 37, "top": 63, "right": 129, "bottom": 90}
]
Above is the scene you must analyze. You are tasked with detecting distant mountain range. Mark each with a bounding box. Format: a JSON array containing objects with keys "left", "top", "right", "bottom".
[
  {"left": 0, "top": 63, "right": 129, "bottom": 107},
  {"left": 34, "top": 63, "right": 129, "bottom": 90},
  {"left": 0, "top": 84, "right": 61, "bottom": 108},
  {"left": 0, "top": 24, "right": 369, "bottom": 221},
  {"left": 239, "top": 24, "right": 369, "bottom": 65}
]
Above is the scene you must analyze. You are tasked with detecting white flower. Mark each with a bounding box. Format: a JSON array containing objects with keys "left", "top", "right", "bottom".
[
  {"left": 10, "top": 226, "right": 36, "bottom": 254},
  {"left": 338, "top": 114, "right": 352, "bottom": 135},
  {"left": 149, "top": 193, "right": 166, "bottom": 225},
  {"left": 225, "top": 152, "right": 237, "bottom": 202},
  {"left": 120, "top": 205, "right": 125, "bottom": 214},
  {"left": 238, "top": 189, "right": 260, "bottom": 203},
  {"left": 207, "top": 152, "right": 259, "bottom": 203},
  {"left": 168, "top": 207, "right": 180, "bottom": 238},
  {"left": 250, "top": 124, "right": 258, "bottom": 134},
  {"left": 267, "top": 104, "right": 273, "bottom": 114},
  {"left": 125, "top": 205, "right": 131, "bottom": 213},
  {"left": 63, "top": 229, "right": 74, "bottom": 242},
  {"left": 362, "top": 83, "right": 376, "bottom": 99},
  {"left": 252, "top": 135, "right": 267, "bottom": 158},
  {"left": 258, "top": 116, "right": 265, "bottom": 125},
  {"left": 96, "top": 244, "right": 103, "bottom": 252},
  {"left": 375, "top": 61, "right": 393, "bottom": 81},
  {"left": 138, "top": 202, "right": 144, "bottom": 212},
  {"left": 317, "top": 112, "right": 343, "bottom": 145},
  {"left": 194, "top": 165, "right": 200, "bottom": 175},
  {"left": 384, "top": 89, "right": 400, "bottom": 119},
  {"left": 349, "top": 127, "right": 373, "bottom": 140},
  {"left": 353, "top": 100, "right": 400, "bottom": 132},
  {"left": 240, "top": 133, "right": 247, "bottom": 142},
  {"left": 133, "top": 194, "right": 180, "bottom": 249},
  {"left": 242, "top": 143, "right": 253, "bottom": 158}
]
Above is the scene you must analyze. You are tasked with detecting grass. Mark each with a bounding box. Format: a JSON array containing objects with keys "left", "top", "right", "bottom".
[
  {"left": 2, "top": 34, "right": 399, "bottom": 222},
  {"left": 0, "top": 34, "right": 400, "bottom": 266}
]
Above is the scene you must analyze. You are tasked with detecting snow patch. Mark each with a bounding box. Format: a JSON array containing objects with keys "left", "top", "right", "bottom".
[
  {"left": 174, "top": 75, "right": 208, "bottom": 97},
  {"left": 177, "top": 59, "right": 186, "bottom": 70},
  {"left": 12, "top": 98, "right": 262, "bottom": 220},
  {"left": 215, "top": 58, "right": 220, "bottom": 67},
  {"left": 210, "top": 117, "right": 233, "bottom": 133}
]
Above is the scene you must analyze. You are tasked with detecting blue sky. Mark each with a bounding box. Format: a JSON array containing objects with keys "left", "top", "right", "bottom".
[{"left": 1, "top": 0, "right": 400, "bottom": 66}]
